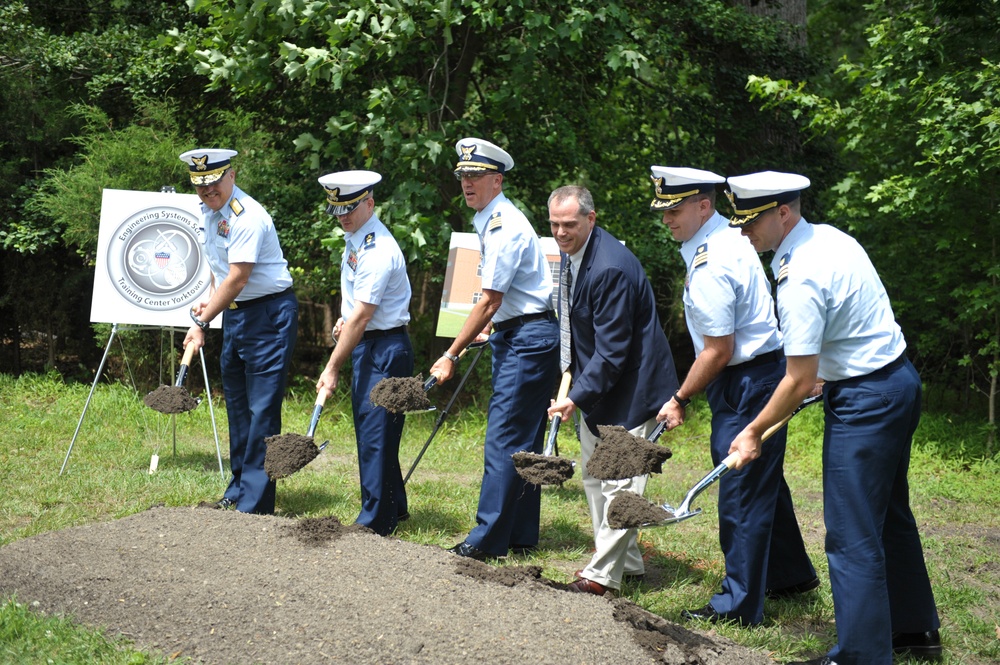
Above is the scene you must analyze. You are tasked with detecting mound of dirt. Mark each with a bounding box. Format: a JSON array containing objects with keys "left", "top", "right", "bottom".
[
  {"left": 263, "top": 433, "right": 321, "bottom": 480},
  {"left": 143, "top": 385, "right": 199, "bottom": 414},
  {"left": 512, "top": 451, "right": 575, "bottom": 485},
  {"left": 0, "top": 507, "right": 776, "bottom": 665}
]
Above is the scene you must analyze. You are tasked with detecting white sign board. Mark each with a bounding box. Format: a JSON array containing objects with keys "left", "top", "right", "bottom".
[{"left": 91, "top": 189, "right": 215, "bottom": 327}]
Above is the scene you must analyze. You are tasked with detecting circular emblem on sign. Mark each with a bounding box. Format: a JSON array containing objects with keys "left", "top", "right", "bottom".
[{"left": 106, "top": 206, "right": 208, "bottom": 311}]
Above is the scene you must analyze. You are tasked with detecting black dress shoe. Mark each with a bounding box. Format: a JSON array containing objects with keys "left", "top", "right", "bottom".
[
  {"left": 447, "top": 541, "right": 492, "bottom": 561},
  {"left": 892, "top": 630, "right": 942, "bottom": 660},
  {"left": 509, "top": 543, "right": 536, "bottom": 555},
  {"left": 397, "top": 511, "right": 410, "bottom": 522},
  {"left": 213, "top": 497, "right": 236, "bottom": 510},
  {"left": 680, "top": 602, "right": 723, "bottom": 623},
  {"left": 766, "top": 575, "right": 820, "bottom": 599},
  {"left": 785, "top": 658, "right": 835, "bottom": 665}
]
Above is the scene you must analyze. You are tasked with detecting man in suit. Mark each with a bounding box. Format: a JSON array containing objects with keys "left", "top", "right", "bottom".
[
  {"left": 546, "top": 185, "right": 679, "bottom": 595},
  {"left": 430, "top": 137, "right": 560, "bottom": 560},
  {"left": 727, "top": 171, "right": 940, "bottom": 665},
  {"left": 652, "top": 166, "right": 817, "bottom": 626}
]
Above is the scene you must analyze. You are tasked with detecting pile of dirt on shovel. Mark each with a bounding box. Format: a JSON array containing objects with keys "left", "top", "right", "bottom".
[
  {"left": 608, "top": 491, "right": 673, "bottom": 529},
  {"left": 587, "top": 425, "right": 672, "bottom": 481},
  {"left": 142, "top": 385, "right": 198, "bottom": 414},
  {"left": 263, "top": 432, "right": 320, "bottom": 479},
  {"left": 369, "top": 375, "right": 431, "bottom": 413},
  {"left": 513, "top": 451, "right": 575, "bottom": 485},
  {"left": 0, "top": 507, "right": 779, "bottom": 665}
]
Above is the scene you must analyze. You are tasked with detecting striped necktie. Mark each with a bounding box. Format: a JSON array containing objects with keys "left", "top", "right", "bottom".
[{"left": 559, "top": 262, "right": 572, "bottom": 373}]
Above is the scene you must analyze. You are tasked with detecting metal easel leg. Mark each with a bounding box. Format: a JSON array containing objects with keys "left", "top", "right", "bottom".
[
  {"left": 199, "top": 346, "right": 225, "bottom": 480},
  {"left": 60, "top": 323, "right": 120, "bottom": 475}
]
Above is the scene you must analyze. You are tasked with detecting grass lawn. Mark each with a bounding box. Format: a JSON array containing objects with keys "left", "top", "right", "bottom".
[{"left": 1, "top": 371, "right": 998, "bottom": 664}]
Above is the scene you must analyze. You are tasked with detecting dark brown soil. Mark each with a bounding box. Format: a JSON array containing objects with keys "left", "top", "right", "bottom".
[
  {"left": 369, "top": 376, "right": 431, "bottom": 413},
  {"left": 0, "top": 507, "right": 778, "bottom": 665},
  {"left": 512, "top": 451, "right": 576, "bottom": 485},
  {"left": 263, "top": 433, "right": 321, "bottom": 480},
  {"left": 142, "top": 385, "right": 199, "bottom": 414},
  {"left": 608, "top": 491, "right": 674, "bottom": 529},
  {"left": 587, "top": 425, "right": 673, "bottom": 481}
]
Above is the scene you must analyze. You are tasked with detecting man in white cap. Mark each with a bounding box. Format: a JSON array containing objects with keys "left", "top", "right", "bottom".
[
  {"left": 545, "top": 185, "right": 678, "bottom": 595},
  {"left": 180, "top": 148, "right": 298, "bottom": 515},
  {"left": 315, "top": 170, "right": 413, "bottom": 536},
  {"left": 650, "top": 166, "right": 817, "bottom": 625},
  {"left": 726, "top": 171, "right": 941, "bottom": 664},
  {"left": 429, "top": 137, "right": 560, "bottom": 560}
]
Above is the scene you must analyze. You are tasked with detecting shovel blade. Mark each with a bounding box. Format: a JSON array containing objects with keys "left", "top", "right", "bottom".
[{"left": 643, "top": 505, "right": 702, "bottom": 527}]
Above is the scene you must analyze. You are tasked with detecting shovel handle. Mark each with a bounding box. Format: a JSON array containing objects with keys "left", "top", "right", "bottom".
[
  {"left": 424, "top": 343, "right": 483, "bottom": 391},
  {"left": 307, "top": 388, "right": 331, "bottom": 438},
  {"left": 542, "top": 372, "right": 572, "bottom": 457},
  {"left": 174, "top": 342, "right": 197, "bottom": 387}
]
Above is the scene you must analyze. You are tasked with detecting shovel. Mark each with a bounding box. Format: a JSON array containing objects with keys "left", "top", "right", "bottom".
[
  {"left": 513, "top": 371, "right": 576, "bottom": 485},
  {"left": 620, "top": 393, "right": 822, "bottom": 528},
  {"left": 143, "top": 342, "right": 200, "bottom": 414},
  {"left": 264, "top": 388, "right": 331, "bottom": 480}
]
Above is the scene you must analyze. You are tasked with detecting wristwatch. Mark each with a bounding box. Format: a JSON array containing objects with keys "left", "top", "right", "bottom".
[
  {"left": 442, "top": 351, "right": 460, "bottom": 363},
  {"left": 672, "top": 391, "right": 691, "bottom": 408},
  {"left": 189, "top": 308, "right": 210, "bottom": 331}
]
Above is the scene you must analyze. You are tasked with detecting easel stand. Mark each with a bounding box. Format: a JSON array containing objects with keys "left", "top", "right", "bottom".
[{"left": 59, "top": 323, "right": 225, "bottom": 478}]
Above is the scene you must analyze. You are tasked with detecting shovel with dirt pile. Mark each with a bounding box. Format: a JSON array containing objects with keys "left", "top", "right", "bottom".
[
  {"left": 263, "top": 387, "right": 332, "bottom": 480},
  {"left": 143, "top": 342, "right": 200, "bottom": 414},
  {"left": 513, "top": 371, "right": 576, "bottom": 486},
  {"left": 369, "top": 340, "right": 487, "bottom": 414},
  {"left": 606, "top": 394, "right": 822, "bottom": 529}
]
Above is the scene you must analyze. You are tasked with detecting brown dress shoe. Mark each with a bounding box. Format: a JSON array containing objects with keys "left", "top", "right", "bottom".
[{"left": 567, "top": 577, "right": 613, "bottom": 596}]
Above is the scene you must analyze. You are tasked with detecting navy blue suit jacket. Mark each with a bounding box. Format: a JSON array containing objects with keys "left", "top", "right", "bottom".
[{"left": 563, "top": 226, "right": 679, "bottom": 434}]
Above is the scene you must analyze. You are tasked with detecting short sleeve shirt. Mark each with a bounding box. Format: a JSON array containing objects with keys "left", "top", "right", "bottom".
[
  {"left": 471, "top": 192, "right": 553, "bottom": 323},
  {"left": 199, "top": 185, "right": 293, "bottom": 300},
  {"left": 681, "top": 212, "right": 781, "bottom": 364},
  {"left": 771, "top": 219, "right": 905, "bottom": 380},
  {"left": 341, "top": 213, "right": 411, "bottom": 330}
]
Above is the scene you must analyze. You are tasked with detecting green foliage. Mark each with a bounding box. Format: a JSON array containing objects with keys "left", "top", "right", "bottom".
[{"left": 746, "top": 0, "right": 1000, "bottom": 423}]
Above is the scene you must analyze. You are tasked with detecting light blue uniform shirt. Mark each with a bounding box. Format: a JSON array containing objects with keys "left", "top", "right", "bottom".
[
  {"left": 341, "top": 213, "right": 411, "bottom": 331},
  {"left": 682, "top": 212, "right": 781, "bottom": 365},
  {"left": 199, "top": 185, "right": 293, "bottom": 300},
  {"left": 472, "top": 192, "right": 553, "bottom": 323},
  {"left": 771, "top": 219, "right": 905, "bottom": 381}
]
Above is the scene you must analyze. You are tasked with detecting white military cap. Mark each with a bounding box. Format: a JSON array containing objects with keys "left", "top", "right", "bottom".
[
  {"left": 453, "top": 137, "right": 515, "bottom": 177},
  {"left": 649, "top": 166, "right": 725, "bottom": 211},
  {"left": 726, "top": 171, "right": 811, "bottom": 227},
  {"left": 317, "top": 170, "right": 382, "bottom": 215},
  {"left": 179, "top": 148, "right": 238, "bottom": 186}
]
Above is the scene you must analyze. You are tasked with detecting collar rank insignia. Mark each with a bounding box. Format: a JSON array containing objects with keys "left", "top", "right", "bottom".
[
  {"left": 229, "top": 198, "right": 244, "bottom": 217},
  {"left": 487, "top": 211, "right": 502, "bottom": 232},
  {"left": 777, "top": 252, "right": 791, "bottom": 285},
  {"left": 192, "top": 154, "right": 209, "bottom": 171},
  {"left": 363, "top": 232, "right": 376, "bottom": 249},
  {"left": 692, "top": 243, "right": 709, "bottom": 269},
  {"left": 460, "top": 144, "right": 477, "bottom": 161}
]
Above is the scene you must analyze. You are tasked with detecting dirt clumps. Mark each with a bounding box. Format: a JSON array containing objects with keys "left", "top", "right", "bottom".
[
  {"left": 264, "top": 432, "right": 320, "bottom": 479},
  {"left": 608, "top": 491, "right": 672, "bottom": 529},
  {"left": 142, "top": 385, "right": 198, "bottom": 414},
  {"left": 513, "top": 451, "right": 575, "bottom": 485},
  {"left": 369, "top": 375, "right": 431, "bottom": 413},
  {"left": 285, "top": 514, "right": 372, "bottom": 546},
  {"left": 587, "top": 425, "right": 672, "bottom": 481}
]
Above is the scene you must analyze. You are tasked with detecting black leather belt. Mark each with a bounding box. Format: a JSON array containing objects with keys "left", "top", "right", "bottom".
[
  {"left": 739, "top": 349, "right": 782, "bottom": 369},
  {"left": 229, "top": 287, "right": 294, "bottom": 310},
  {"left": 363, "top": 325, "right": 407, "bottom": 340},
  {"left": 493, "top": 310, "right": 555, "bottom": 332}
]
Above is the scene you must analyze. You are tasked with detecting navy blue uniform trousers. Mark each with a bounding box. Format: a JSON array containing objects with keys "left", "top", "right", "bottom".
[
  {"left": 823, "top": 357, "right": 939, "bottom": 665},
  {"left": 220, "top": 290, "right": 298, "bottom": 514},
  {"left": 351, "top": 331, "right": 413, "bottom": 536},
  {"left": 467, "top": 317, "right": 559, "bottom": 556},
  {"left": 705, "top": 355, "right": 816, "bottom": 625}
]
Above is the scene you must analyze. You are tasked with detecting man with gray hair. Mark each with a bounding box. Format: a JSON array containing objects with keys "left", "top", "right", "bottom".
[{"left": 547, "top": 185, "right": 678, "bottom": 595}]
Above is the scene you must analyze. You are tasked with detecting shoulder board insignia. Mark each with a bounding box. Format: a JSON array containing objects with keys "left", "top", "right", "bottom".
[
  {"left": 229, "top": 198, "right": 244, "bottom": 217},
  {"left": 363, "top": 232, "right": 376, "bottom": 249},
  {"left": 487, "top": 211, "right": 502, "bottom": 232},
  {"left": 777, "top": 252, "right": 791, "bottom": 285},
  {"left": 691, "top": 243, "right": 709, "bottom": 269}
]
